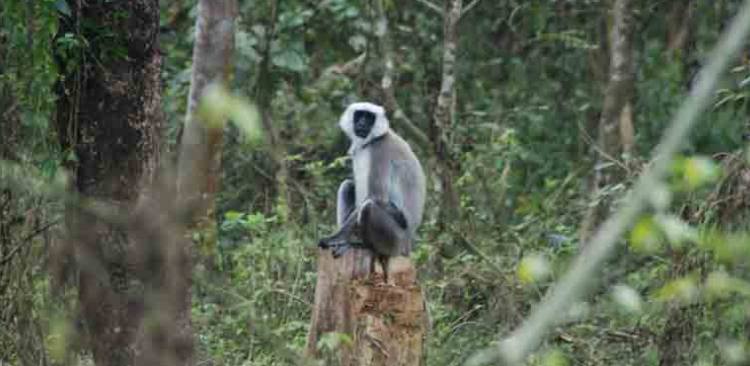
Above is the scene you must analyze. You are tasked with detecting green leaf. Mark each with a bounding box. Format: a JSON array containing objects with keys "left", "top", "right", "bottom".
[
  {"left": 672, "top": 156, "right": 721, "bottom": 190},
  {"left": 654, "top": 277, "right": 698, "bottom": 303},
  {"left": 517, "top": 253, "right": 550, "bottom": 285},
  {"left": 224, "top": 211, "right": 244, "bottom": 221},
  {"left": 197, "top": 84, "right": 263, "bottom": 145},
  {"left": 541, "top": 349, "right": 569, "bottom": 366},
  {"left": 272, "top": 48, "right": 306, "bottom": 72},
  {"left": 629, "top": 216, "right": 663, "bottom": 253},
  {"left": 683, "top": 156, "right": 720, "bottom": 189},
  {"left": 317, "top": 332, "right": 353, "bottom": 352}
]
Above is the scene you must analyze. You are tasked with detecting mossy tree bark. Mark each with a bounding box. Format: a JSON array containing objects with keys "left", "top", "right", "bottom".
[{"left": 53, "top": 1, "right": 171, "bottom": 365}]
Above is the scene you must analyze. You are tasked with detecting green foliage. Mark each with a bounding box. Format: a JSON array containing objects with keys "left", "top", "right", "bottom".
[
  {"left": 194, "top": 210, "right": 315, "bottom": 364},
  {"left": 198, "top": 84, "right": 263, "bottom": 144}
]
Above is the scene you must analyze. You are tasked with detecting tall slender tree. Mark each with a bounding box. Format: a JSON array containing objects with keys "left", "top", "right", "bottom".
[
  {"left": 579, "top": 0, "right": 635, "bottom": 244},
  {"left": 171, "top": 2, "right": 237, "bottom": 363},
  {"left": 176, "top": 0, "right": 237, "bottom": 267},
  {"left": 432, "top": 0, "right": 463, "bottom": 223}
]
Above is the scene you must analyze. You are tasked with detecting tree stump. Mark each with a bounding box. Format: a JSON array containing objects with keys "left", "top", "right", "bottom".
[{"left": 306, "top": 248, "right": 426, "bottom": 366}]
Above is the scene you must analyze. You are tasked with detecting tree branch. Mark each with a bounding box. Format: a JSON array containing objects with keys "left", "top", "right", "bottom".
[
  {"left": 374, "top": 0, "right": 430, "bottom": 148},
  {"left": 461, "top": 0, "right": 481, "bottom": 17},
  {"left": 416, "top": 0, "right": 443, "bottom": 15},
  {"left": 466, "top": 0, "right": 750, "bottom": 364},
  {"left": 1, "top": 219, "right": 61, "bottom": 266}
]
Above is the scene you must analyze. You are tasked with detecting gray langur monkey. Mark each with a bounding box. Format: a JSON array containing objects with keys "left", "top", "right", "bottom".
[{"left": 318, "top": 102, "right": 426, "bottom": 278}]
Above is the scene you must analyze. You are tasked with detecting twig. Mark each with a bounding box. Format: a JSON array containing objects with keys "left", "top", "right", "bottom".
[
  {"left": 465, "top": 1, "right": 750, "bottom": 364},
  {"left": 461, "top": 0, "right": 481, "bottom": 16},
  {"left": 416, "top": 0, "right": 443, "bottom": 15},
  {"left": 324, "top": 53, "right": 366, "bottom": 78},
  {"left": 0, "top": 219, "right": 61, "bottom": 265},
  {"left": 576, "top": 118, "right": 629, "bottom": 173}
]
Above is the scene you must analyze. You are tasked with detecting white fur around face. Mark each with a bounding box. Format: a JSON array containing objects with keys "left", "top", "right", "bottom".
[{"left": 338, "top": 102, "right": 390, "bottom": 153}]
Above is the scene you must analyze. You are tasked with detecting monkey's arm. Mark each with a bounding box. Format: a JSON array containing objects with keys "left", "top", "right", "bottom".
[
  {"left": 384, "top": 201, "right": 408, "bottom": 229},
  {"left": 386, "top": 160, "right": 410, "bottom": 229}
]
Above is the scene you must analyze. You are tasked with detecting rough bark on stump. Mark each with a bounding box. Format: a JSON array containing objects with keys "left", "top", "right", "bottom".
[{"left": 307, "top": 250, "right": 425, "bottom": 366}]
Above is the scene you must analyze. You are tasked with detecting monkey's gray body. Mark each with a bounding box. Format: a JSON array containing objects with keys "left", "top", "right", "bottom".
[
  {"left": 349, "top": 132, "right": 425, "bottom": 255},
  {"left": 320, "top": 102, "right": 426, "bottom": 260}
]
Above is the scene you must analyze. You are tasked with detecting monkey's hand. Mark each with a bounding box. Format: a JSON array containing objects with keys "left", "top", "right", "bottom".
[
  {"left": 317, "top": 235, "right": 348, "bottom": 250},
  {"left": 318, "top": 237, "right": 363, "bottom": 258}
]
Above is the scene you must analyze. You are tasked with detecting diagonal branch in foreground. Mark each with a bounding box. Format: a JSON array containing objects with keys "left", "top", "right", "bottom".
[{"left": 465, "top": 1, "right": 750, "bottom": 365}]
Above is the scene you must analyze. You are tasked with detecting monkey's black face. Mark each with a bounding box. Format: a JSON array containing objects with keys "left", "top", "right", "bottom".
[{"left": 353, "top": 110, "right": 376, "bottom": 138}]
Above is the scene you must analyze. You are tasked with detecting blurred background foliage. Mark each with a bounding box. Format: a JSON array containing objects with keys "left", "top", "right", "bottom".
[{"left": 2, "top": 0, "right": 750, "bottom": 365}]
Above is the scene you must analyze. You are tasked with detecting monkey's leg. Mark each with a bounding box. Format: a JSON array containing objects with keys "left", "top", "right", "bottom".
[
  {"left": 377, "top": 255, "right": 390, "bottom": 283},
  {"left": 319, "top": 180, "right": 358, "bottom": 253},
  {"left": 359, "top": 199, "right": 409, "bottom": 258}
]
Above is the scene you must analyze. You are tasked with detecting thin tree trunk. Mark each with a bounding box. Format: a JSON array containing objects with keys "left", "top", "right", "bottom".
[
  {"left": 432, "top": 0, "right": 463, "bottom": 223},
  {"left": 619, "top": 102, "right": 635, "bottom": 158},
  {"left": 666, "top": 0, "right": 695, "bottom": 56},
  {"left": 53, "top": 1, "right": 162, "bottom": 365},
  {"left": 177, "top": 0, "right": 237, "bottom": 268},
  {"left": 579, "top": 0, "right": 635, "bottom": 244},
  {"left": 171, "top": 3, "right": 236, "bottom": 362},
  {"left": 255, "top": 0, "right": 292, "bottom": 222}
]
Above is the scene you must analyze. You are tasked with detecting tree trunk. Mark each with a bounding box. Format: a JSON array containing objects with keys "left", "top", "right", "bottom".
[
  {"left": 255, "top": 0, "right": 292, "bottom": 222},
  {"left": 619, "top": 102, "right": 635, "bottom": 158},
  {"left": 666, "top": 0, "right": 695, "bottom": 56},
  {"left": 579, "top": 0, "right": 635, "bottom": 244},
  {"left": 306, "top": 252, "right": 426, "bottom": 366},
  {"left": 53, "top": 1, "right": 163, "bottom": 365},
  {"left": 432, "top": 0, "right": 463, "bottom": 224},
  {"left": 177, "top": 0, "right": 237, "bottom": 269}
]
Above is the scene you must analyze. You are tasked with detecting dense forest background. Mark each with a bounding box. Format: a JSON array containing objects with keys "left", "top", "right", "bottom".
[{"left": 2, "top": 0, "right": 750, "bottom": 365}]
